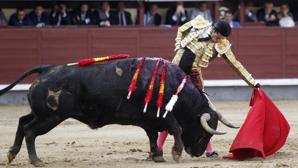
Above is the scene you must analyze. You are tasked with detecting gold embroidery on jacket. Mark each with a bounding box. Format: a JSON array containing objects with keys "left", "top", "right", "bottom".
[
  {"left": 175, "top": 16, "right": 211, "bottom": 52},
  {"left": 215, "top": 38, "right": 231, "bottom": 55}
]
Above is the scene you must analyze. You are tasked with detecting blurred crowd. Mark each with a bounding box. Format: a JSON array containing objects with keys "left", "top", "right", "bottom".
[
  {"left": 244, "top": 1, "right": 295, "bottom": 27},
  {"left": 0, "top": 1, "right": 297, "bottom": 28},
  {"left": 0, "top": 2, "right": 133, "bottom": 27}
]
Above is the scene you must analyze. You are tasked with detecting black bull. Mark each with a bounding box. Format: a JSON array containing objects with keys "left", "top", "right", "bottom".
[{"left": 0, "top": 57, "right": 233, "bottom": 166}]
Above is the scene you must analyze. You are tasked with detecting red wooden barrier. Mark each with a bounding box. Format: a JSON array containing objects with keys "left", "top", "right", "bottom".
[{"left": 0, "top": 27, "right": 297, "bottom": 84}]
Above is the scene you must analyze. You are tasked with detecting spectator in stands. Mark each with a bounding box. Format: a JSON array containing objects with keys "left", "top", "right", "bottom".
[
  {"left": 112, "top": 2, "right": 133, "bottom": 26},
  {"left": 73, "top": 3, "right": 94, "bottom": 25},
  {"left": 277, "top": 3, "right": 295, "bottom": 27},
  {"left": 49, "top": 2, "right": 72, "bottom": 26},
  {"left": 9, "top": 8, "right": 32, "bottom": 26},
  {"left": 190, "top": 2, "right": 212, "bottom": 22},
  {"left": 294, "top": 9, "right": 298, "bottom": 22},
  {"left": 166, "top": 1, "right": 188, "bottom": 26},
  {"left": 219, "top": 6, "right": 230, "bottom": 20},
  {"left": 94, "top": 1, "right": 114, "bottom": 27},
  {"left": 144, "top": 3, "right": 161, "bottom": 26},
  {"left": 257, "top": 1, "right": 278, "bottom": 26},
  {"left": 50, "top": 4, "right": 59, "bottom": 20},
  {"left": 0, "top": 8, "right": 7, "bottom": 25},
  {"left": 244, "top": 2, "right": 257, "bottom": 22},
  {"left": 293, "top": 4, "right": 298, "bottom": 22},
  {"left": 224, "top": 10, "right": 240, "bottom": 28},
  {"left": 29, "top": 4, "right": 49, "bottom": 27}
]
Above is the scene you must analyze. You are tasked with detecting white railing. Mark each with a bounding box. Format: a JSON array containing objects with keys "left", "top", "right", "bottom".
[{"left": 1, "top": 78, "right": 298, "bottom": 91}]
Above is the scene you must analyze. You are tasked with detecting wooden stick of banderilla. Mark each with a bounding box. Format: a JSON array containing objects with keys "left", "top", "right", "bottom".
[{"left": 67, "top": 54, "right": 129, "bottom": 67}]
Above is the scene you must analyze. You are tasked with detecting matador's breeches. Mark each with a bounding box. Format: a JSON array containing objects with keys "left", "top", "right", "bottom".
[{"left": 190, "top": 68, "right": 204, "bottom": 91}]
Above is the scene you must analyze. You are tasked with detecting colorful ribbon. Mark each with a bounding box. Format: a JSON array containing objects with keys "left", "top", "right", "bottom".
[
  {"left": 156, "top": 62, "right": 167, "bottom": 117},
  {"left": 67, "top": 54, "right": 129, "bottom": 67},
  {"left": 127, "top": 57, "right": 145, "bottom": 99},
  {"left": 143, "top": 59, "right": 161, "bottom": 113}
]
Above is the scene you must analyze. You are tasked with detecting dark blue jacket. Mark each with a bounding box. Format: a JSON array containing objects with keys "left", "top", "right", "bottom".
[
  {"left": 93, "top": 10, "right": 115, "bottom": 25},
  {"left": 73, "top": 11, "right": 94, "bottom": 25},
  {"left": 49, "top": 11, "right": 72, "bottom": 25},
  {"left": 28, "top": 12, "right": 49, "bottom": 25},
  {"left": 111, "top": 11, "right": 133, "bottom": 26},
  {"left": 8, "top": 13, "right": 32, "bottom": 26},
  {"left": 257, "top": 8, "right": 279, "bottom": 26}
]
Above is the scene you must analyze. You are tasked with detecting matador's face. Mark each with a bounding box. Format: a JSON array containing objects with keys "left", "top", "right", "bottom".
[{"left": 210, "top": 27, "right": 224, "bottom": 43}]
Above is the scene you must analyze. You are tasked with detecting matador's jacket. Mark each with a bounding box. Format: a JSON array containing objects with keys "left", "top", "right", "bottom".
[{"left": 172, "top": 16, "right": 256, "bottom": 90}]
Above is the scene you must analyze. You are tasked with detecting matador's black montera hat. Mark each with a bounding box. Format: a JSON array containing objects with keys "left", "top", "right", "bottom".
[{"left": 213, "top": 20, "right": 231, "bottom": 37}]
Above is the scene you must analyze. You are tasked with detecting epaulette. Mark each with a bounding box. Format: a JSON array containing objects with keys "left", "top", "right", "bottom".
[
  {"left": 191, "top": 15, "right": 212, "bottom": 29},
  {"left": 215, "top": 38, "right": 231, "bottom": 55},
  {"left": 179, "top": 21, "right": 192, "bottom": 32},
  {"left": 179, "top": 16, "right": 211, "bottom": 32}
]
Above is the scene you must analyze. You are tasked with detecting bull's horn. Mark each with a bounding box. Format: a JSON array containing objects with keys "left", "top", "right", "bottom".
[
  {"left": 215, "top": 111, "right": 240, "bottom": 129},
  {"left": 200, "top": 113, "right": 226, "bottom": 135}
]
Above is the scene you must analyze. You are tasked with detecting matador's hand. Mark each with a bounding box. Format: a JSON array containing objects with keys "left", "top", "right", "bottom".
[{"left": 255, "top": 83, "right": 261, "bottom": 88}]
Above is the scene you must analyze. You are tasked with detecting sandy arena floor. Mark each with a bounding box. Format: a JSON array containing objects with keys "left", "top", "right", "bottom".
[{"left": 0, "top": 100, "right": 297, "bottom": 168}]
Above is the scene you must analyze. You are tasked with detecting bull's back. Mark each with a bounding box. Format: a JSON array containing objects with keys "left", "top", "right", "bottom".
[{"left": 27, "top": 58, "right": 202, "bottom": 124}]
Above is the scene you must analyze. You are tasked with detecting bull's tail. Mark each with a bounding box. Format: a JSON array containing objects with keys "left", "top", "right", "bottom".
[{"left": 0, "top": 64, "right": 53, "bottom": 96}]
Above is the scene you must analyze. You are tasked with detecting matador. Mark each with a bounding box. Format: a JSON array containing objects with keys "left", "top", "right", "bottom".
[{"left": 157, "top": 15, "right": 260, "bottom": 158}]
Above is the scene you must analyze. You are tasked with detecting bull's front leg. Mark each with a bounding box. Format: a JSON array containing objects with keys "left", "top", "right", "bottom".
[
  {"left": 144, "top": 129, "right": 165, "bottom": 162},
  {"left": 165, "top": 114, "right": 183, "bottom": 162}
]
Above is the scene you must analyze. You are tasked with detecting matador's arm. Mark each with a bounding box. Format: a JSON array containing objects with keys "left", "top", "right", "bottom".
[
  {"left": 222, "top": 49, "right": 256, "bottom": 87},
  {"left": 175, "top": 16, "right": 212, "bottom": 52},
  {"left": 174, "top": 21, "right": 192, "bottom": 52}
]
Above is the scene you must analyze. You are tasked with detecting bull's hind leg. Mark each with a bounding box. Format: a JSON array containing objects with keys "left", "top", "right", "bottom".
[
  {"left": 165, "top": 114, "right": 183, "bottom": 162},
  {"left": 7, "top": 113, "right": 34, "bottom": 164},
  {"left": 23, "top": 116, "right": 64, "bottom": 167},
  {"left": 144, "top": 129, "right": 165, "bottom": 162}
]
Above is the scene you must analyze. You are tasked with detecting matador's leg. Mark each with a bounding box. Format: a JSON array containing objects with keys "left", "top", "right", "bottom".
[
  {"left": 190, "top": 67, "right": 217, "bottom": 110},
  {"left": 190, "top": 67, "right": 218, "bottom": 157},
  {"left": 190, "top": 67, "right": 204, "bottom": 91}
]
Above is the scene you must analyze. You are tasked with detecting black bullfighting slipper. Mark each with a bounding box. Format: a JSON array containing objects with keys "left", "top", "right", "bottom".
[{"left": 206, "top": 151, "right": 219, "bottom": 158}]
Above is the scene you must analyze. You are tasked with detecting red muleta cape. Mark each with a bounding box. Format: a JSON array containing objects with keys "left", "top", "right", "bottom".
[{"left": 224, "top": 88, "right": 290, "bottom": 160}]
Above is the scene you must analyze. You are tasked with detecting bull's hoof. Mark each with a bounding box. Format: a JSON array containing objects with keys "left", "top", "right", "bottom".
[
  {"left": 171, "top": 147, "right": 182, "bottom": 163},
  {"left": 30, "top": 159, "right": 45, "bottom": 167},
  {"left": 7, "top": 150, "right": 17, "bottom": 164},
  {"left": 146, "top": 152, "right": 165, "bottom": 162},
  {"left": 152, "top": 155, "right": 166, "bottom": 162}
]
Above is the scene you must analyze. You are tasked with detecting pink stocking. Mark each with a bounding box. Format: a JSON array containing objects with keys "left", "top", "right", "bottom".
[
  {"left": 205, "top": 141, "right": 213, "bottom": 153},
  {"left": 157, "top": 131, "right": 169, "bottom": 150}
]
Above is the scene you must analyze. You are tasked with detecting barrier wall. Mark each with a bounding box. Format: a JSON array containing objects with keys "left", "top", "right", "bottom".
[{"left": 0, "top": 26, "right": 298, "bottom": 84}]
